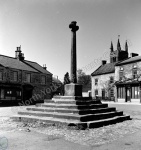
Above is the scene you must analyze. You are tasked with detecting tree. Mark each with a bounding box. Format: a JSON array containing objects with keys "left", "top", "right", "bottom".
[
  {"left": 100, "top": 80, "right": 114, "bottom": 93},
  {"left": 63, "top": 72, "right": 70, "bottom": 85},
  {"left": 99, "top": 76, "right": 115, "bottom": 100},
  {"left": 77, "top": 69, "right": 91, "bottom": 91}
]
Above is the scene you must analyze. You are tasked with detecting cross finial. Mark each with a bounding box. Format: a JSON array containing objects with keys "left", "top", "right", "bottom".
[{"left": 69, "top": 21, "right": 79, "bottom": 32}]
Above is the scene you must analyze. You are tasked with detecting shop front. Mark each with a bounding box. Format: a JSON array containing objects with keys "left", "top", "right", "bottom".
[
  {"left": 0, "top": 82, "right": 34, "bottom": 104},
  {"left": 116, "top": 82, "right": 141, "bottom": 103}
]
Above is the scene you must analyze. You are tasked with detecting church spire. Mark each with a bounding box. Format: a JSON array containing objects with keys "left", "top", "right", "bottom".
[
  {"left": 110, "top": 41, "right": 114, "bottom": 52},
  {"left": 125, "top": 40, "right": 128, "bottom": 52},
  {"left": 117, "top": 35, "right": 121, "bottom": 51}
]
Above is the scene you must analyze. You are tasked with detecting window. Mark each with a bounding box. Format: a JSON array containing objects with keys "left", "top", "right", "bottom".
[
  {"left": 132, "top": 68, "right": 137, "bottom": 79},
  {"left": 131, "top": 86, "right": 139, "bottom": 99},
  {"left": 95, "top": 78, "right": 98, "bottom": 85},
  {"left": 25, "top": 73, "right": 31, "bottom": 82},
  {"left": 118, "top": 87, "right": 125, "bottom": 98},
  {"left": 6, "top": 90, "right": 12, "bottom": 95},
  {"left": 113, "top": 57, "right": 116, "bottom": 62},
  {"left": 13, "top": 72, "right": 18, "bottom": 81},
  {"left": 10, "top": 71, "right": 18, "bottom": 81},
  {"left": 110, "top": 89, "right": 114, "bottom": 97},
  {"left": 1, "top": 89, "right": 4, "bottom": 99},
  {"left": 119, "top": 71, "right": 123, "bottom": 81},
  {"left": 120, "top": 67, "right": 124, "bottom": 71},
  {"left": 0, "top": 71, "right": 3, "bottom": 80},
  {"left": 16, "top": 91, "right": 21, "bottom": 97},
  {"left": 110, "top": 76, "right": 114, "bottom": 84},
  {"left": 41, "top": 76, "right": 46, "bottom": 84},
  {"left": 95, "top": 89, "right": 98, "bottom": 96}
]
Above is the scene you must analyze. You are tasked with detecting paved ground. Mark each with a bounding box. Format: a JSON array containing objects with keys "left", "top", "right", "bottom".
[{"left": 0, "top": 102, "right": 141, "bottom": 150}]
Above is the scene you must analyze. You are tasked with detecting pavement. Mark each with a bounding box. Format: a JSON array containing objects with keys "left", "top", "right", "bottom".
[
  {"left": 102, "top": 101, "right": 141, "bottom": 120},
  {"left": 0, "top": 102, "right": 141, "bottom": 150},
  {"left": 0, "top": 130, "right": 90, "bottom": 150}
]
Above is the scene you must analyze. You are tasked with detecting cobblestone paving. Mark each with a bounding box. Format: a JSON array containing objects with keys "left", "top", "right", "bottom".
[
  {"left": 34, "top": 119, "right": 141, "bottom": 146},
  {"left": 1, "top": 117, "right": 141, "bottom": 146}
]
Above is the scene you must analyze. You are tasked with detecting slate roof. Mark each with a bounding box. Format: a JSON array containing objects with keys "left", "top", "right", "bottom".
[
  {"left": 0, "top": 55, "right": 38, "bottom": 72},
  {"left": 116, "top": 56, "right": 141, "bottom": 66},
  {"left": 91, "top": 63, "right": 115, "bottom": 76},
  {"left": 24, "top": 60, "right": 52, "bottom": 75}
]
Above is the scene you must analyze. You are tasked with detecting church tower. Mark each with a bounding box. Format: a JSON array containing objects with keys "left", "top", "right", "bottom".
[
  {"left": 125, "top": 40, "right": 128, "bottom": 52},
  {"left": 117, "top": 37, "right": 121, "bottom": 51},
  {"left": 110, "top": 36, "right": 128, "bottom": 63}
]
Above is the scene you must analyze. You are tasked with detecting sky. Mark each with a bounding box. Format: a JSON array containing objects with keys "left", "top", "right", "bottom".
[{"left": 0, "top": 0, "right": 141, "bottom": 81}]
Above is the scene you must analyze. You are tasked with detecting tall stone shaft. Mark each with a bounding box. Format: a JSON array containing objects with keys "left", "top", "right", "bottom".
[
  {"left": 69, "top": 21, "right": 79, "bottom": 83},
  {"left": 64, "top": 21, "right": 82, "bottom": 96}
]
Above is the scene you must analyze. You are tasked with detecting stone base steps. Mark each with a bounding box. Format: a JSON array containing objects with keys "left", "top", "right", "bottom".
[
  {"left": 36, "top": 103, "right": 109, "bottom": 110},
  {"left": 46, "top": 99, "right": 102, "bottom": 105},
  {"left": 18, "top": 110, "right": 124, "bottom": 122},
  {"left": 11, "top": 96, "right": 131, "bottom": 129},
  {"left": 12, "top": 114, "right": 130, "bottom": 129},
  {"left": 26, "top": 107, "right": 116, "bottom": 115}
]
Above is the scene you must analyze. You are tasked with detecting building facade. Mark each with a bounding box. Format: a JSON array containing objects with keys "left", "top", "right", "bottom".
[
  {"left": 0, "top": 46, "right": 52, "bottom": 104},
  {"left": 91, "top": 62, "right": 115, "bottom": 100},
  {"left": 115, "top": 55, "right": 141, "bottom": 103},
  {"left": 91, "top": 38, "right": 129, "bottom": 100}
]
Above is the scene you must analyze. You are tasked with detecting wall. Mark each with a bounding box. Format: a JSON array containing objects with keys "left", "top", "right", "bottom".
[
  {"left": 115, "top": 61, "right": 141, "bottom": 103},
  {"left": 115, "top": 61, "right": 141, "bottom": 81},
  {"left": 91, "top": 73, "right": 115, "bottom": 98},
  {"left": 0, "top": 66, "right": 52, "bottom": 100}
]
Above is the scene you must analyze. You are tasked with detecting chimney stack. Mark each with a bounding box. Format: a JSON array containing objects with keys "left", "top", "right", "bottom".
[
  {"left": 15, "top": 45, "right": 24, "bottom": 61},
  {"left": 43, "top": 64, "right": 47, "bottom": 70},
  {"left": 102, "top": 60, "right": 106, "bottom": 65}
]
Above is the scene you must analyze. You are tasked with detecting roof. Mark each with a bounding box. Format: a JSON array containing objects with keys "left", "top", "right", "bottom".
[
  {"left": 24, "top": 60, "right": 52, "bottom": 75},
  {"left": 91, "top": 63, "right": 115, "bottom": 76},
  {"left": 0, "top": 55, "right": 38, "bottom": 72},
  {"left": 116, "top": 56, "right": 141, "bottom": 66}
]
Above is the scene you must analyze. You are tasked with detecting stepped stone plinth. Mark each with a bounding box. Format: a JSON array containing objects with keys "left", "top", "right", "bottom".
[{"left": 12, "top": 96, "right": 130, "bottom": 129}]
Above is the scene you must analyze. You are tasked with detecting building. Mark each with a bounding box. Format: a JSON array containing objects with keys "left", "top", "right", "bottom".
[
  {"left": 115, "top": 54, "right": 141, "bottom": 103},
  {"left": 91, "top": 38, "right": 129, "bottom": 100},
  {"left": 0, "top": 46, "right": 52, "bottom": 104}
]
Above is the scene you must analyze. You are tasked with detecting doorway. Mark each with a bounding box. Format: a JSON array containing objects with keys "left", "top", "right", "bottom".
[
  {"left": 126, "top": 87, "right": 131, "bottom": 102},
  {"left": 102, "top": 89, "right": 105, "bottom": 100}
]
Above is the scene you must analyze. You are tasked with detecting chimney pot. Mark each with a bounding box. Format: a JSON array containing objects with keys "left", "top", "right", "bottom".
[
  {"left": 15, "top": 46, "right": 24, "bottom": 60},
  {"left": 43, "top": 64, "right": 47, "bottom": 70},
  {"left": 130, "top": 53, "right": 138, "bottom": 57},
  {"left": 102, "top": 60, "right": 106, "bottom": 65}
]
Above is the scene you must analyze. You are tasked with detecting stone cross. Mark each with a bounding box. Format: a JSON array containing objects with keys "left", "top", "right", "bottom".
[
  {"left": 69, "top": 21, "right": 79, "bottom": 83},
  {"left": 64, "top": 21, "right": 82, "bottom": 96}
]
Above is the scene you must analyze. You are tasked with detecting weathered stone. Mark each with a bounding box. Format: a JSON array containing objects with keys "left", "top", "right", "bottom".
[
  {"left": 64, "top": 21, "right": 82, "bottom": 96},
  {"left": 64, "top": 83, "right": 82, "bottom": 96},
  {"left": 69, "top": 21, "right": 79, "bottom": 83},
  {"left": 12, "top": 22, "right": 131, "bottom": 129}
]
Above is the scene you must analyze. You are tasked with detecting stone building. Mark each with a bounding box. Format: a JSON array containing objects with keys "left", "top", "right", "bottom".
[
  {"left": 115, "top": 55, "right": 141, "bottom": 103},
  {"left": 0, "top": 46, "right": 52, "bottom": 104},
  {"left": 91, "top": 38, "right": 129, "bottom": 100}
]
